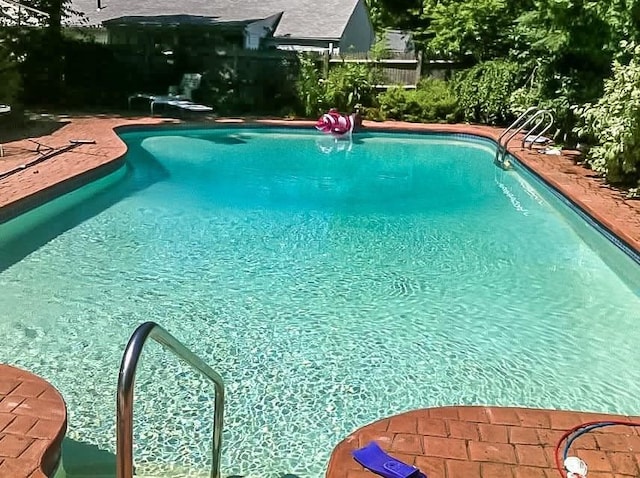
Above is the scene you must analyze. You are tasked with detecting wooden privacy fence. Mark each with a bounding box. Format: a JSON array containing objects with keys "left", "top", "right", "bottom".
[
  {"left": 195, "top": 48, "right": 423, "bottom": 90},
  {"left": 326, "top": 51, "right": 422, "bottom": 89}
]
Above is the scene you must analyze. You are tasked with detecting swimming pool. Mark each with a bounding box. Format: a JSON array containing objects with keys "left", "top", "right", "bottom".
[{"left": 0, "top": 127, "right": 638, "bottom": 477}]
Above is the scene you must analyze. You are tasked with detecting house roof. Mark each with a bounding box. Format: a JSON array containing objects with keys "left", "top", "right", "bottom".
[
  {"left": 67, "top": 0, "right": 362, "bottom": 40},
  {"left": 384, "top": 30, "right": 414, "bottom": 53}
]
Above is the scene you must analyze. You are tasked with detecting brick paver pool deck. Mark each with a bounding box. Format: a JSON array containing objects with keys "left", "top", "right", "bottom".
[
  {"left": 327, "top": 406, "right": 640, "bottom": 478},
  {"left": 0, "top": 114, "right": 638, "bottom": 477},
  {"left": 0, "top": 364, "right": 66, "bottom": 477}
]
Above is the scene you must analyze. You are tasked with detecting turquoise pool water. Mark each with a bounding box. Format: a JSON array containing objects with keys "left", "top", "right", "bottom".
[{"left": 0, "top": 128, "right": 639, "bottom": 477}]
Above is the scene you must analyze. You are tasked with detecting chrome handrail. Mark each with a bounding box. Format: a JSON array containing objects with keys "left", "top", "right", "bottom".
[
  {"left": 495, "top": 106, "right": 538, "bottom": 148},
  {"left": 521, "top": 110, "right": 554, "bottom": 149},
  {"left": 116, "top": 321, "right": 225, "bottom": 478},
  {"left": 501, "top": 109, "right": 547, "bottom": 154},
  {"left": 494, "top": 107, "right": 554, "bottom": 167},
  {"left": 494, "top": 107, "right": 539, "bottom": 165}
]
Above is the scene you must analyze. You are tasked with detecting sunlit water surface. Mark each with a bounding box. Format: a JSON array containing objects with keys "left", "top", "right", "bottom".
[{"left": 0, "top": 128, "right": 638, "bottom": 477}]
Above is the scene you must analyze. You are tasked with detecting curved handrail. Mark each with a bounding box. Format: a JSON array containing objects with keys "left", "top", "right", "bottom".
[
  {"left": 494, "top": 106, "right": 539, "bottom": 165},
  {"left": 521, "top": 110, "right": 554, "bottom": 149},
  {"left": 494, "top": 107, "right": 554, "bottom": 168},
  {"left": 496, "top": 106, "right": 538, "bottom": 147},
  {"left": 116, "top": 321, "right": 225, "bottom": 478},
  {"left": 501, "top": 109, "right": 548, "bottom": 154}
]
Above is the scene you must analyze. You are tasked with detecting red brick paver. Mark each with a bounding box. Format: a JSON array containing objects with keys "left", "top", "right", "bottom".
[
  {"left": 0, "top": 115, "right": 177, "bottom": 223},
  {"left": 0, "top": 364, "right": 66, "bottom": 478},
  {"left": 326, "top": 407, "right": 640, "bottom": 478}
]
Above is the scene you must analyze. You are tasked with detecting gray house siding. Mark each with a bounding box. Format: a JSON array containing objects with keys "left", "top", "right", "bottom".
[
  {"left": 339, "top": 0, "right": 374, "bottom": 53},
  {"left": 244, "top": 13, "right": 281, "bottom": 49}
]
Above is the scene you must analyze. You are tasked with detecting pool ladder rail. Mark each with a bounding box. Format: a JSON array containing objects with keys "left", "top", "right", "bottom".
[
  {"left": 116, "top": 321, "right": 225, "bottom": 478},
  {"left": 494, "top": 106, "right": 554, "bottom": 169}
]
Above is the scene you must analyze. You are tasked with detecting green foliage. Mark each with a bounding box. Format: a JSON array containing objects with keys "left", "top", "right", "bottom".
[
  {"left": 425, "top": 0, "right": 514, "bottom": 61},
  {"left": 321, "top": 62, "right": 379, "bottom": 112},
  {"left": 365, "top": 0, "right": 425, "bottom": 34},
  {"left": 509, "top": 0, "right": 616, "bottom": 139},
  {"left": 295, "top": 57, "right": 378, "bottom": 117},
  {"left": 196, "top": 52, "right": 300, "bottom": 116},
  {"left": 295, "top": 55, "right": 383, "bottom": 117},
  {"left": 366, "top": 0, "right": 640, "bottom": 146},
  {"left": 2, "top": 0, "right": 75, "bottom": 106},
  {"left": 296, "top": 55, "right": 323, "bottom": 117},
  {"left": 0, "top": 41, "right": 21, "bottom": 105},
  {"left": 377, "top": 78, "right": 458, "bottom": 123},
  {"left": 453, "top": 59, "right": 522, "bottom": 124},
  {"left": 24, "top": 0, "right": 72, "bottom": 100},
  {"left": 365, "top": 0, "right": 385, "bottom": 33},
  {"left": 370, "top": 35, "right": 393, "bottom": 60},
  {"left": 573, "top": 43, "right": 640, "bottom": 186}
]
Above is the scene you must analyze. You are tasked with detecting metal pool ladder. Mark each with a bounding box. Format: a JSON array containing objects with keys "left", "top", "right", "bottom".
[
  {"left": 494, "top": 106, "right": 554, "bottom": 168},
  {"left": 116, "top": 321, "right": 225, "bottom": 478}
]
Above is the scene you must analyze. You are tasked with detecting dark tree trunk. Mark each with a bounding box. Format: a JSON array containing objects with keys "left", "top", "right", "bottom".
[{"left": 44, "top": 0, "right": 64, "bottom": 103}]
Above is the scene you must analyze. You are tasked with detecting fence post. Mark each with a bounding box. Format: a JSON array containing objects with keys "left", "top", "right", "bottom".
[
  {"left": 415, "top": 51, "right": 422, "bottom": 86},
  {"left": 323, "top": 50, "right": 330, "bottom": 78}
]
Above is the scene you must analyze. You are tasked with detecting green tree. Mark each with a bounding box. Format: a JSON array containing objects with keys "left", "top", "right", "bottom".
[
  {"left": 425, "top": 0, "right": 518, "bottom": 61},
  {"left": 30, "top": 0, "right": 67, "bottom": 100},
  {"left": 296, "top": 55, "right": 323, "bottom": 117},
  {"left": 454, "top": 59, "right": 522, "bottom": 124},
  {"left": 366, "top": 0, "right": 425, "bottom": 33},
  {"left": 1, "top": 0, "right": 74, "bottom": 105},
  {"left": 0, "top": 42, "right": 21, "bottom": 105},
  {"left": 509, "top": 0, "right": 616, "bottom": 137},
  {"left": 574, "top": 42, "right": 640, "bottom": 188}
]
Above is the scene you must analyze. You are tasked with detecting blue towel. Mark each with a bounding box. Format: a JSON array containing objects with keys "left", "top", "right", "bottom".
[{"left": 352, "top": 441, "right": 426, "bottom": 478}]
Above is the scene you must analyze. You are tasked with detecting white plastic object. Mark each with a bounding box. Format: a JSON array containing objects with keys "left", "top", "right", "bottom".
[{"left": 564, "top": 456, "right": 588, "bottom": 478}]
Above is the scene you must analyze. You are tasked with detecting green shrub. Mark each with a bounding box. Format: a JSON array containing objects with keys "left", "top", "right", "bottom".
[
  {"left": 296, "top": 54, "right": 324, "bottom": 117},
  {"left": 0, "top": 41, "right": 21, "bottom": 106},
  {"left": 321, "top": 62, "right": 379, "bottom": 113},
  {"left": 294, "top": 55, "right": 379, "bottom": 117},
  {"left": 453, "top": 59, "right": 521, "bottom": 124},
  {"left": 377, "top": 78, "right": 459, "bottom": 123},
  {"left": 573, "top": 42, "right": 640, "bottom": 188}
]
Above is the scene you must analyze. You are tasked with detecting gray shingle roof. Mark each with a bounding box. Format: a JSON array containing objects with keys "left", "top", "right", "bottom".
[
  {"left": 384, "top": 30, "right": 414, "bottom": 53},
  {"left": 67, "top": 0, "right": 361, "bottom": 40}
]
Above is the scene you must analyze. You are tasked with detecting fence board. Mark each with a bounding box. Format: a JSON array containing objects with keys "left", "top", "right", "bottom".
[{"left": 327, "top": 51, "right": 421, "bottom": 88}]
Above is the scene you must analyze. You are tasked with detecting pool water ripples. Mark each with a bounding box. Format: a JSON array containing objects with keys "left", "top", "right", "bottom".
[{"left": 0, "top": 128, "right": 638, "bottom": 477}]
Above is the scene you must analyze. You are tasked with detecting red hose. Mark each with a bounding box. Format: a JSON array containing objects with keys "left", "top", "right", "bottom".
[{"left": 554, "top": 420, "right": 640, "bottom": 477}]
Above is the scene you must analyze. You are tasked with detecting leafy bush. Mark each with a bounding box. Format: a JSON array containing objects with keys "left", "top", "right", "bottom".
[
  {"left": 453, "top": 59, "right": 521, "bottom": 124},
  {"left": 377, "top": 77, "right": 459, "bottom": 123},
  {"left": 0, "top": 40, "right": 21, "bottom": 106},
  {"left": 509, "top": 61, "right": 605, "bottom": 145},
  {"left": 295, "top": 57, "right": 381, "bottom": 116},
  {"left": 321, "top": 61, "right": 379, "bottom": 113},
  {"left": 425, "top": 0, "right": 514, "bottom": 61},
  {"left": 573, "top": 42, "right": 640, "bottom": 187},
  {"left": 296, "top": 54, "right": 323, "bottom": 117}
]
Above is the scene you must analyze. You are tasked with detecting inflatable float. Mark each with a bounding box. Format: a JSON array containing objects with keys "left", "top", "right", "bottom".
[{"left": 315, "top": 108, "right": 355, "bottom": 136}]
